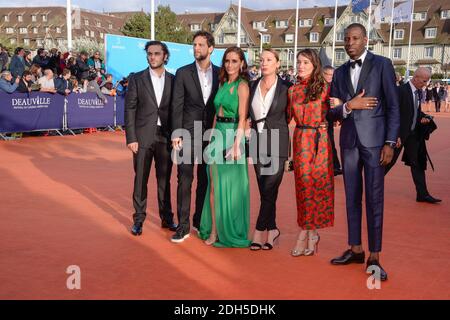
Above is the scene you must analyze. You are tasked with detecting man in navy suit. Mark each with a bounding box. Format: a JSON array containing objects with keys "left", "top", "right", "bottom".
[{"left": 328, "top": 23, "right": 400, "bottom": 281}]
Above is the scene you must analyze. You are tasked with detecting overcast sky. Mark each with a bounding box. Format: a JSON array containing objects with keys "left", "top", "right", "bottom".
[{"left": 0, "top": 0, "right": 349, "bottom": 14}]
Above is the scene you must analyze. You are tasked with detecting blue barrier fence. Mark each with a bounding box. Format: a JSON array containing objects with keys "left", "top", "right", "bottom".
[{"left": 0, "top": 92, "right": 125, "bottom": 133}]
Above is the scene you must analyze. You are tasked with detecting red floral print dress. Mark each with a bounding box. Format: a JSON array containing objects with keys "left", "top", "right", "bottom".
[{"left": 287, "top": 78, "right": 334, "bottom": 230}]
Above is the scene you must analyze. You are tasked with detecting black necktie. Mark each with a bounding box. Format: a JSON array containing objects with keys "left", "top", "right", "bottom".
[
  {"left": 412, "top": 89, "right": 422, "bottom": 130},
  {"left": 350, "top": 59, "right": 362, "bottom": 69}
]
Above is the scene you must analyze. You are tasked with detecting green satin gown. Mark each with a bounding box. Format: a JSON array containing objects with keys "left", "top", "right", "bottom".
[{"left": 199, "top": 78, "right": 251, "bottom": 248}]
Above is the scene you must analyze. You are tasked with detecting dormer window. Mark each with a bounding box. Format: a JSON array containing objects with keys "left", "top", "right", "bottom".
[{"left": 276, "top": 20, "right": 288, "bottom": 28}]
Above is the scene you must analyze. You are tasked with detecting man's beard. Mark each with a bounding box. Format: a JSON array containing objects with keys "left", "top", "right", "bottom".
[{"left": 195, "top": 53, "right": 208, "bottom": 62}]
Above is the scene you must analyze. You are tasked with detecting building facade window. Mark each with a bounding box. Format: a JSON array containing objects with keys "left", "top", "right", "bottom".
[
  {"left": 56, "top": 27, "right": 61, "bottom": 34},
  {"left": 394, "top": 29, "right": 404, "bottom": 40},
  {"left": 276, "top": 20, "right": 288, "bottom": 28},
  {"left": 90, "top": 30, "right": 95, "bottom": 37},
  {"left": 18, "top": 15, "right": 23, "bottom": 22},
  {"left": 6, "top": 27, "right": 14, "bottom": 34},
  {"left": 19, "top": 27, "right": 27, "bottom": 34},
  {"left": 32, "top": 15, "right": 37, "bottom": 22},
  {"left": 336, "top": 31, "right": 344, "bottom": 41},
  {"left": 262, "top": 34, "right": 271, "bottom": 43},
  {"left": 425, "top": 46, "right": 434, "bottom": 58},
  {"left": 425, "top": 27, "right": 437, "bottom": 39},
  {"left": 285, "top": 33, "right": 294, "bottom": 43},
  {"left": 413, "top": 12, "right": 426, "bottom": 21},
  {"left": 45, "top": 27, "right": 50, "bottom": 33},
  {"left": 42, "top": 14, "right": 47, "bottom": 22},
  {"left": 350, "top": 16, "right": 360, "bottom": 23},
  {"left": 4, "top": 15, "right": 9, "bottom": 22},
  {"left": 23, "top": 38, "right": 30, "bottom": 46},
  {"left": 253, "top": 21, "right": 265, "bottom": 29},
  {"left": 33, "top": 27, "right": 38, "bottom": 34},
  {"left": 96, "top": 21, "right": 101, "bottom": 27},
  {"left": 335, "top": 49, "right": 345, "bottom": 61},
  {"left": 393, "top": 48, "right": 402, "bottom": 59},
  {"left": 10, "top": 38, "right": 16, "bottom": 45},
  {"left": 299, "top": 19, "right": 312, "bottom": 27},
  {"left": 190, "top": 24, "right": 200, "bottom": 31},
  {"left": 85, "top": 30, "right": 89, "bottom": 37},
  {"left": 310, "top": 32, "right": 319, "bottom": 43},
  {"left": 240, "top": 35, "right": 247, "bottom": 44},
  {"left": 324, "top": 18, "right": 334, "bottom": 26},
  {"left": 441, "top": 10, "right": 450, "bottom": 19},
  {"left": 109, "top": 23, "right": 113, "bottom": 29},
  {"left": 84, "top": 19, "right": 89, "bottom": 26},
  {"left": 100, "top": 32, "right": 104, "bottom": 39}
]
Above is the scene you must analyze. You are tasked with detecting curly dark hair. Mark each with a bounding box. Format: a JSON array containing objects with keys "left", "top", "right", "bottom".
[
  {"left": 296, "top": 49, "right": 326, "bottom": 103},
  {"left": 219, "top": 46, "right": 249, "bottom": 85}
]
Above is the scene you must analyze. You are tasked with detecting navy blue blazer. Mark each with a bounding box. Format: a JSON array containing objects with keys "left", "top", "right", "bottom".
[{"left": 328, "top": 51, "right": 400, "bottom": 149}]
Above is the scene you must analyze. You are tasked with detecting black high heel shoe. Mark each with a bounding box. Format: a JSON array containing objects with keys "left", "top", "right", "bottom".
[{"left": 262, "top": 228, "right": 280, "bottom": 250}]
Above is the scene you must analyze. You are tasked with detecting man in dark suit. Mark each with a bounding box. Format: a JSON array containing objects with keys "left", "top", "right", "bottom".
[
  {"left": 323, "top": 65, "right": 342, "bottom": 176},
  {"left": 170, "top": 31, "right": 220, "bottom": 243},
  {"left": 54, "top": 68, "right": 73, "bottom": 95},
  {"left": 328, "top": 23, "right": 400, "bottom": 281},
  {"left": 125, "top": 40, "right": 176, "bottom": 236},
  {"left": 385, "top": 67, "right": 441, "bottom": 203},
  {"left": 433, "top": 82, "right": 446, "bottom": 112}
]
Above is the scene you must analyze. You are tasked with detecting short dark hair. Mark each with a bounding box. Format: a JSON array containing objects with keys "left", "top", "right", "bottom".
[
  {"left": 323, "top": 65, "right": 335, "bottom": 71},
  {"left": 62, "top": 68, "right": 71, "bottom": 76},
  {"left": 193, "top": 31, "right": 215, "bottom": 47},
  {"left": 144, "top": 40, "right": 170, "bottom": 65},
  {"left": 80, "top": 50, "right": 88, "bottom": 56},
  {"left": 22, "top": 70, "right": 32, "bottom": 77},
  {"left": 15, "top": 47, "right": 24, "bottom": 55},
  {"left": 345, "top": 23, "right": 367, "bottom": 37},
  {"left": 37, "top": 48, "right": 45, "bottom": 55}
]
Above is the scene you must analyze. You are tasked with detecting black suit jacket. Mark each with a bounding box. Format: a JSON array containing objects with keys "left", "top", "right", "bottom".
[
  {"left": 248, "top": 76, "right": 292, "bottom": 158},
  {"left": 171, "top": 62, "right": 219, "bottom": 140},
  {"left": 125, "top": 68, "right": 174, "bottom": 147},
  {"left": 398, "top": 82, "right": 425, "bottom": 142}
]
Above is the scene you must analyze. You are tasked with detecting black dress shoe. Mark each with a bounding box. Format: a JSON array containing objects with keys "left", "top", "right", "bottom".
[
  {"left": 131, "top": 223, "right": 143, "bottom": 236},
  {"left": 416, "top": 195, "right": 442, "bottom": 203},
  {"left": 366, "top": 259, "right": 388, "bottom": 281},
  {"left": 171, "top": 228, "right": 190, "bottom": 243},
  {"left": 161, "top": 220, "right": 178, "bottom": 232},
  {"left": 331, "top": 249, "right": 365, "bottom": 265},
  {"left": 334, "top": 168, "right": 343, "bottom": 176}
]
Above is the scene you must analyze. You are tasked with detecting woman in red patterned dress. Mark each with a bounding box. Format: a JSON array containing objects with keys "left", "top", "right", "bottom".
[{"left": 288, "top": 49, "right": 334, "bottom": 257}]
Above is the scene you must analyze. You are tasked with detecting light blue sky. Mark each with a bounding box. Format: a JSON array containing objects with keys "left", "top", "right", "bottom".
[{"left": 0, "top": 0, "right": 350, "bottom": 14}]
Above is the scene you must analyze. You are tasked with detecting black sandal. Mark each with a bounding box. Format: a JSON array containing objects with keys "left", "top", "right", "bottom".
[
  {"left": 262, "top": 229, "right": 281, "bottom": 250},
  {"left": 250, "top": 242, "right": 263, "bottom": 251}
]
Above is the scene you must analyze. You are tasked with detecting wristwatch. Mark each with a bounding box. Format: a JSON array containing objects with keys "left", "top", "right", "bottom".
[{"left": 384, "top": 141, "right": 396, "bottom": 148}]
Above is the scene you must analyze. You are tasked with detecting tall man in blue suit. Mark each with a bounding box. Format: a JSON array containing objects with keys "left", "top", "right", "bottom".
[{"left": 328, "top": 23, "right": 400, "bottom": 281}]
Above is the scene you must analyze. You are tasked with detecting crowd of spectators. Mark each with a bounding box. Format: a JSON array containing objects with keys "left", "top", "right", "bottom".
[{"left": 0, "top": 44, "right": 128, "bottom": 101}]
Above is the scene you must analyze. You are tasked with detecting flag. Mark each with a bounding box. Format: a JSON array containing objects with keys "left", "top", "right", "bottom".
[
  {"left": 374, "top": 0, "right": 413, "bottom": 23},
  {"left": 352, "top": 0, "right": 370, "bottom": 13},
  {"left": 393, "top": 0, "right": 413, "bottom": 23}
]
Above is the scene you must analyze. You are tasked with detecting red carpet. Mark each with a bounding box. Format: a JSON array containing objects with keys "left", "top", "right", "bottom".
[{"left": 1, "top": 116, "right": 449, "bottom": 299}]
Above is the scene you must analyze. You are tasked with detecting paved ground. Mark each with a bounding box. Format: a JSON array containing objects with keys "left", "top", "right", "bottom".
[{"left": 1, "top": 113, "right": 449, "bottom": 299}]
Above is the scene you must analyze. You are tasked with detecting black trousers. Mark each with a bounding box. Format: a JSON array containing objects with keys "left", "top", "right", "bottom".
[
  {"left": 176, "top": 141, "right": 209, "bottom": 232},
  {"left": 132, "top": 127, "right": 174, "bottom": 225},
  {"left": 435, "top": 100, "right": 441, "bottom": 112},
  {"left": 254, "top": 156, "right": 286, "bottom": 231},
  {"left": 385, "top": 134, "right": 429, "bottom": 198},
  {"left": 328, "top": 120, "right": 341, "bottom": 171}
]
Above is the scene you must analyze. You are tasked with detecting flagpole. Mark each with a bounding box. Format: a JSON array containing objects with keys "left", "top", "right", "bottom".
[
  {"left": 367, "top": 0, "right": 372, "bottom": 50},
  {"left": 406, "top": 0, "right": 415, "bottom": 78},
  {"left": 294, "top": 0, "right": 299, "bottom": 75},
  {"left": 388, "top": 0, "right": 396, "bottom": 59},
  {"left": 237, "top": 0, "right": 242, "bottom": 47},
  {"left": 331, "top": 0, "right": 338, "bottom": 67},
  {"left": 150, "top": 0, "right": 155, "bottom": 40},
  {"left": 66, "top": 0, "right": 72, "bottom": 52}
]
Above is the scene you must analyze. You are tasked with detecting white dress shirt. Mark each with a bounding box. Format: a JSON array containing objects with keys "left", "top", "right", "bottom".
[
  {"left": 344, "top": 50, "right": 368, "bottom": 117},
  {"left": 38, "top": 76, "right": 55, "bottom": 90},
  {"left": 149, "top": 68, "right": 165, "bottom": 126},
  {"left": 196, "top": 61, "right": 213, "bottom": 105},
  {"left": 408, "top": 81, "right": 421, "bottom": 130},
  {"left": 252, "top": 77, "right": 278, "bottom": 133}
]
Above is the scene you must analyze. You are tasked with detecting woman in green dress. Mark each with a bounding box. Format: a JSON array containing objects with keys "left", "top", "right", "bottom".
[{"left": 199, "top": 46, "right": 251, "bottom": 248}]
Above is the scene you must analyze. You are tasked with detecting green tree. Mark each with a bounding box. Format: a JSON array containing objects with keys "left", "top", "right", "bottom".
[
  {"left": 121, "top": 5, "right": 191, "bottom": 44},
  {"left": 155, "top": 5, "right": 191, "bottom": 43},
  {"left": 121, "top": 12, "right": 151, "bottom": 39}
]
